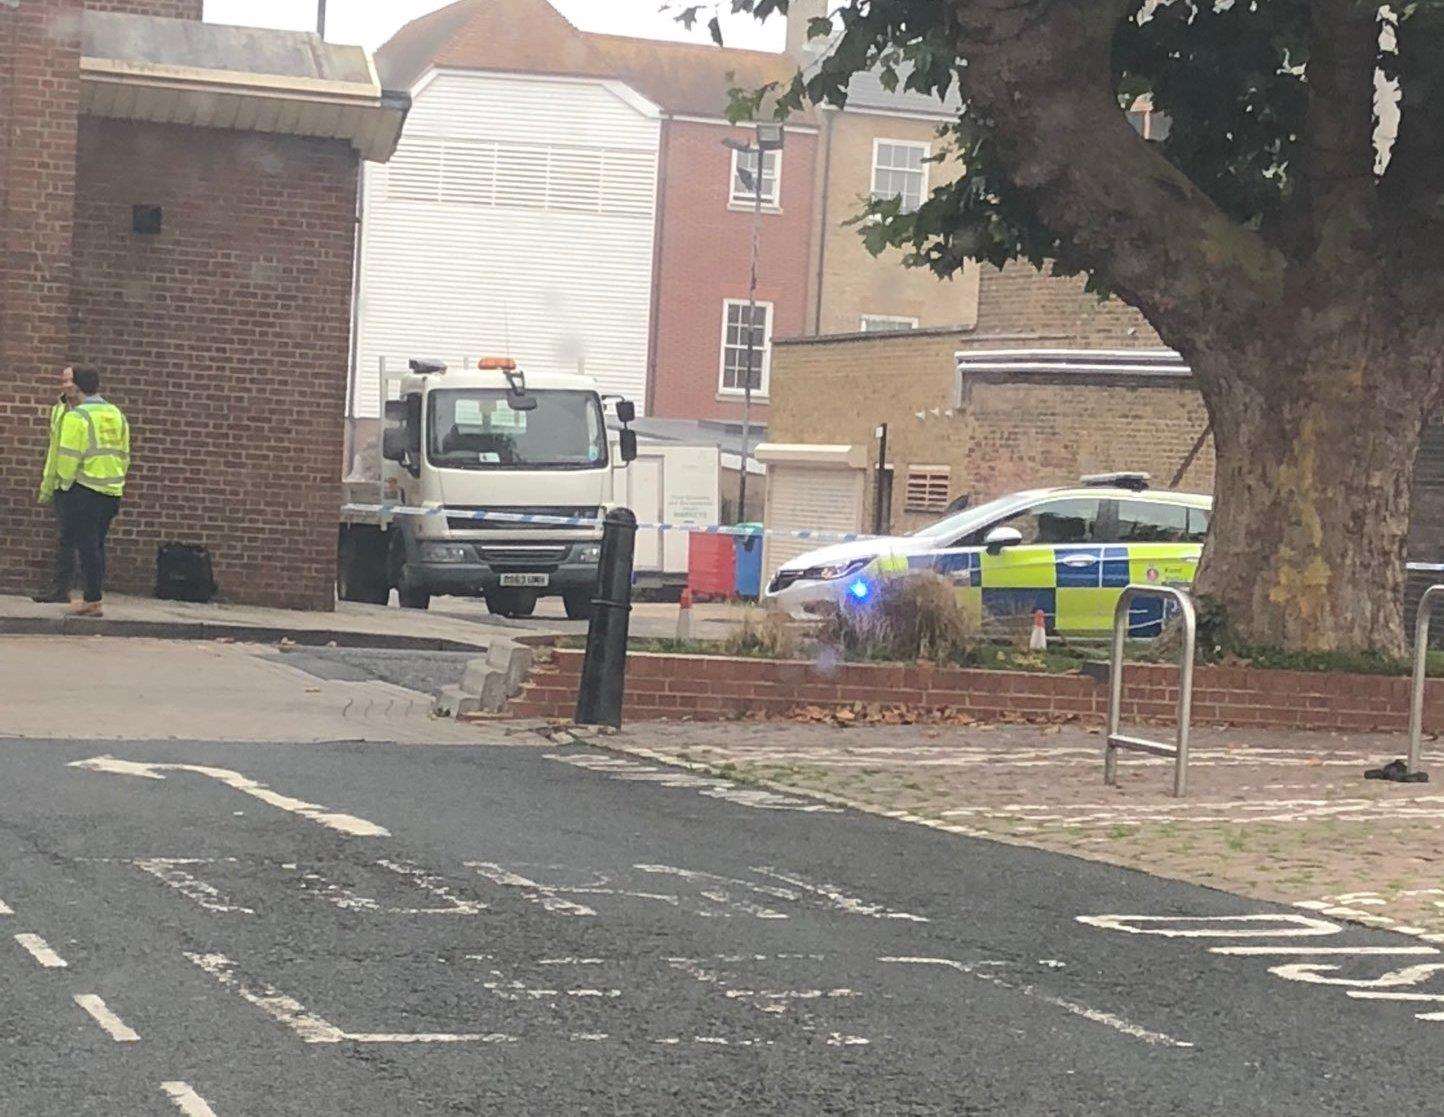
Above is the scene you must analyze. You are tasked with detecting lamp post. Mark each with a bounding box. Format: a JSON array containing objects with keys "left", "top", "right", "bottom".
[
  {"left": 317, "top": 0, "right": 327, "bottom": 38},
  {"left": 722, "top": 122, "right": 784, "bottom": 524}
]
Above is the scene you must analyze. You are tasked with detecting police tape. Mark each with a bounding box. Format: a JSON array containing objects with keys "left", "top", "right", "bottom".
[
  {"left": 340, "top": 503, "right": 878, "bottom": 544},
  {"left": 340, "top": 506, "right": 1444, "bottom": 563}
]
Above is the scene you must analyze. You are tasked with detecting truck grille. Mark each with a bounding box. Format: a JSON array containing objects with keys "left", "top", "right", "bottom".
[
  {"left": 446, "top": 505, "right": 600, "bottom": 532},
  {"left": 479, "top": 545, "right": 571, "bottom": 568}
]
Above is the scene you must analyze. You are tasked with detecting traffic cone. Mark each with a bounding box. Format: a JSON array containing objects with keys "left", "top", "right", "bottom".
[
  {"left": 1029, "top": 608, "right": 1048, "bottom": 651},
  {"left": 676, "top": 586, "right": 694, "bottom": 643}
]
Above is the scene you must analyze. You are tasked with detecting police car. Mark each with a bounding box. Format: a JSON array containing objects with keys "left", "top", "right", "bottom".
[{"left": 764, "top": 474, "right": 1212, "bottom": 635}]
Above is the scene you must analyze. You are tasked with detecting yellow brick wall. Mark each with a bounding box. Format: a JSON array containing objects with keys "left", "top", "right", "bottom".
[{"left": 809, "top": 111, "right": 980, "bottom": 335}]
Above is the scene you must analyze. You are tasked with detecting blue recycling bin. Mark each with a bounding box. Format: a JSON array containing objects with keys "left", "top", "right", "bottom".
[{"left": 734, "top": 525, "right": 764, "bottom": 600}]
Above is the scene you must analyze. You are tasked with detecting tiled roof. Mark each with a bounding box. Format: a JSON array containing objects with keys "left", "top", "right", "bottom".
[{"left": 377, "top": 0, "right": 806, "bottom": 120}]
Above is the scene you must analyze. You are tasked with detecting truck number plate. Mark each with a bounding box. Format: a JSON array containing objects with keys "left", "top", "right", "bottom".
[{"left": 499, "top": 573, "right": 550, "bottom": 587}]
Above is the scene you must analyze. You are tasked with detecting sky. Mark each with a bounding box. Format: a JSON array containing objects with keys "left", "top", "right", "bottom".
[{"left": 201, "top": 0, "right": 786, "bottom": 53}]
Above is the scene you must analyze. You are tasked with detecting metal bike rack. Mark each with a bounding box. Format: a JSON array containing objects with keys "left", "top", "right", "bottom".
[
  {"left": 1104, "top": 585, "right": 1197, "bottom": 797},
  {"left": 1407, "top": 584, "right": 1444, "bottom": 775}
]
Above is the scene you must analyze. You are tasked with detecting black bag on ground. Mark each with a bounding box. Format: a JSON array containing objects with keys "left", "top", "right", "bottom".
[{"left": 155, "top": 543, "right": 218, "bottom": 603}]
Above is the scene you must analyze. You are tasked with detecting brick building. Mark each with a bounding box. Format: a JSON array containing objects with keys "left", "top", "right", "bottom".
[
  {"left": 785, "top": 2, "right": 980, "bottom": 336},
  {"left": 765, "top": 264, "right": 1212, "bottom": 544},
  {"left": 0, "top": 1, "right": 405, "bottom": 609}
]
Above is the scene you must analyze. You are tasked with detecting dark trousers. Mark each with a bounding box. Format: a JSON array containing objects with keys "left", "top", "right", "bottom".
[
  {"left": 47, "top": 501, "right": 75, "bottom": 597},
  {"left": 57, "top": 486, "right": 120, "bottom": 603}
]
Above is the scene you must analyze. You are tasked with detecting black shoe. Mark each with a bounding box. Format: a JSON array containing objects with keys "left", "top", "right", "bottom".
[{"left": 30, "top": 590, "right": 69, "bottom": 604}]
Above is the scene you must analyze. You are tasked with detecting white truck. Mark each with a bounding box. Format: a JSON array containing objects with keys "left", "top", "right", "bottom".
[{"left": 338, "top": 357, "right": 638, "bottom": 619}]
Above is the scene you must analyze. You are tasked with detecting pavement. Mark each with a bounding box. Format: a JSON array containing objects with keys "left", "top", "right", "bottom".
[
  {"left": 0, "top": 592, "right": 746, "bottom": 650},
  {"left": 9, "top": 639, "right": 1444, "bottom": 1111},
  {"left": 610, "top": 718, "right": 1444, "bottom": 945}
]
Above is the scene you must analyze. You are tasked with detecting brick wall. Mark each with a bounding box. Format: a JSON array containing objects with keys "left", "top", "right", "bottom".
[
  {"left": 649, "top": 120, "right": 816, "bottom": 423},
  {"left": 509, "top": 649, "right": 1444, "bottom": 734},
  {"left": 65, "top": 122, "right": 359, "bottom": 610},
  {"left": 974, "top": 260, "right": 1162, "bottom": 344},
  {"left": 83, "top": 0, "right": 203, "bottom": 18},
  {"left": 769, "top": 327, "right": 1214, "bottom": 533},
  {"left": 0, "top": 0, "right": 82, "bottom": 596}
]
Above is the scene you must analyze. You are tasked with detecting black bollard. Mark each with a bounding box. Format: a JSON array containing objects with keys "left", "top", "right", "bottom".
[{"left": 575, "top": 507, "right": 637, "bottom": 728}]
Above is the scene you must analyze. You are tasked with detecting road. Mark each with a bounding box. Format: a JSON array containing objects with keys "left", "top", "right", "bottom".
[{"left": 6, "top": 731, "right": 1444, "bottom": 1114}]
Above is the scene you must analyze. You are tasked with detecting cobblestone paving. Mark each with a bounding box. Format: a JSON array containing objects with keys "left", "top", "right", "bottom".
[{"left": 604, "top": 719, "right": 1444, "bottom": 943}]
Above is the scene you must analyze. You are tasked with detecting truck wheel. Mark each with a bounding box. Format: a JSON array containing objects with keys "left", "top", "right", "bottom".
[
  {"left": 388, "top": 532, "right": 429, "bottom": 609},
  {"left": 563, "top": 593, "right": 594, "bottom": 621},
  {"left": 338, "top": 528, "right": 390, "bottom": 605},
  {"left": 485, "top": 590, "right": 536, "bottom": 618},
  {"left": 398, "top": 586, "right": 431, "bottom": 610}
]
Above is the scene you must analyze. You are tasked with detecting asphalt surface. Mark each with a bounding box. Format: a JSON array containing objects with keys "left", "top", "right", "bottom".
[{"left": 4, "top": 735, "right": 1444, "bottom": 1114}]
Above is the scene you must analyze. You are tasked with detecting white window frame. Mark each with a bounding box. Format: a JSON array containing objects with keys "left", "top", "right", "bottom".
[
  {"left": 718, "top": 299, "right": 774, "bottom": 397},
  {"left": 859, "top": 315, "right": 920, "bottom": 333},
  {"left": 729, "top": 147, "right": 782, "bottom": 208},
  {"left": 870, "top": 138, "right": 930, "bottom": 214}
]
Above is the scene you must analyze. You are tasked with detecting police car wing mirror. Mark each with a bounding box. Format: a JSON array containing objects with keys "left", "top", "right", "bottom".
[{"left": 984, "top": 526, "right": 1023, "bottom": 553}]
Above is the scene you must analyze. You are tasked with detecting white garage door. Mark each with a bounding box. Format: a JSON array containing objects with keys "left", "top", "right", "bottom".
[{"left": 763, "top": 465, "right": 866, "bottom": 585}]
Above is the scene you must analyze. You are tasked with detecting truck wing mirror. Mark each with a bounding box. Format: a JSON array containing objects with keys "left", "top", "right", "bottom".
[
  {"left": 382, "top": 426, "right": 409, "bottom": 463},
  {"left": 619, "top": 428, "right": 638, "bottom": 463},
  {"left": 615, "top": 399, "right": 636, "bottom": 424}
]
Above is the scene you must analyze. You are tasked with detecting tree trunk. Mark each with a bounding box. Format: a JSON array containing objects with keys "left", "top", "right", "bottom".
[{"left": 1192, "top": 340, "right": 1430, "bottom": 656}]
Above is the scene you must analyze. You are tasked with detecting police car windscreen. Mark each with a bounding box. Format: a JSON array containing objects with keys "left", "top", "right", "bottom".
[
  {"left": 907, "top": 493, "right": 1032, "bottom": 540},
  {"left": 427, "top": 389, "right": 607, "bottom": 470}
]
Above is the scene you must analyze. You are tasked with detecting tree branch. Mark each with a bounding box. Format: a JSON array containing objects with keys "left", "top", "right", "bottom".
[{"left": 948, "top": 0, "right": 1287, "bottom": 373}]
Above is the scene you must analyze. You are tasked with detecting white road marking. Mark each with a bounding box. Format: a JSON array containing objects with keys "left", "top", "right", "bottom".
[
  {"left": 547, "top": 752, "right": 841, "bottom": 812},
  {"left": 1077, "top": 914, "right": 1342, "bottom": 938},
  {"left": 132, "top": 859, "right": 254, "bottom": 915},
  {"left": 464, "top": 863, "right": 598, "bottom": 916},
  {"left": 1268, "top": 962, "right": 1444, "bottom": 988},
  {"left": 294, "top": 859, "right": 486, "bottom": 916},
  {"left": 69, "top": 757, "right": 389, "bottom": 837},
  {"left": 186, "top": 952, "right": 344, "bottom": 1044},
  {"left": 882, "top": 957, "right": 1193, "bottom": 1049},
  {"left": 74, "top": 994, "right": 140, "bottom": 1042},
  {"left": 0, "top": 898, "right": 12, "bottom": 915},
  {"left": 15, "top": 933, "right": 67, "bottom": 968},
  {"left": 1211, "top": 946, "right": 1441, "bottom": 957},
  {"left": 748, "top": 867, "right": 928, "bottom": 922},
  {"left": 186, "top": 951, "right": 515, "bottom": 1045},
  {"left": 826, "top": 1033, "right": 870, "bottom": 1046},
  {"left": 161, "top": 1082, "right": 218, "bottom": 1116}
]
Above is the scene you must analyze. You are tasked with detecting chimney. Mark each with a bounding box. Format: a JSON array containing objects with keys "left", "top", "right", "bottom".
[{"left": 785, "top": 0, "right": 831, "bottom": 61}]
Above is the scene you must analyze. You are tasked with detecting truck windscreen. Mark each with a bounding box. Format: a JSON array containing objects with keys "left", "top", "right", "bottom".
[{"left": 426, "top": 389, "right": 608, "bottom": 471}]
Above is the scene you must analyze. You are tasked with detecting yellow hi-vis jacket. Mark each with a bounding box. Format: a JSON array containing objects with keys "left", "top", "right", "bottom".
[
  {"left": 37, "top": 401, "right": 68, "bottom": 504},
  {"left": 57, "top": 400, "right": 130, "bottom": 498}
]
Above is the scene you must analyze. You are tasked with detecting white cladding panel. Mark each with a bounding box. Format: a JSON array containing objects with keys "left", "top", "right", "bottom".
[
  {"left": 762, "top": 465, "right": 866, "bottom": 583},
  {"left": 353, "top": 71, "right": 660, "bottom": 418}
]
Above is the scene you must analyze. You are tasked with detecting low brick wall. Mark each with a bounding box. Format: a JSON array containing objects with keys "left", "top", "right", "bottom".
[{"left": 506, "top": 650, "right": 1444, "bottom": 734}]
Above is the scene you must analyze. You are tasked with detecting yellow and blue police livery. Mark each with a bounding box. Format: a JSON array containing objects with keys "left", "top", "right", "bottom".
[{"left": 764, "top": 474, "right": 1211, "bottom": 636}]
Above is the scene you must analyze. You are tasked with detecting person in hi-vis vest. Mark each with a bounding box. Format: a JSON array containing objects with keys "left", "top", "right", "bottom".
[
  {"left": 33, "top": 366, "right": 84, "bottom": 603},
  {"left": 52, "top": 367, "right": 131, "bottom": 617}
]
